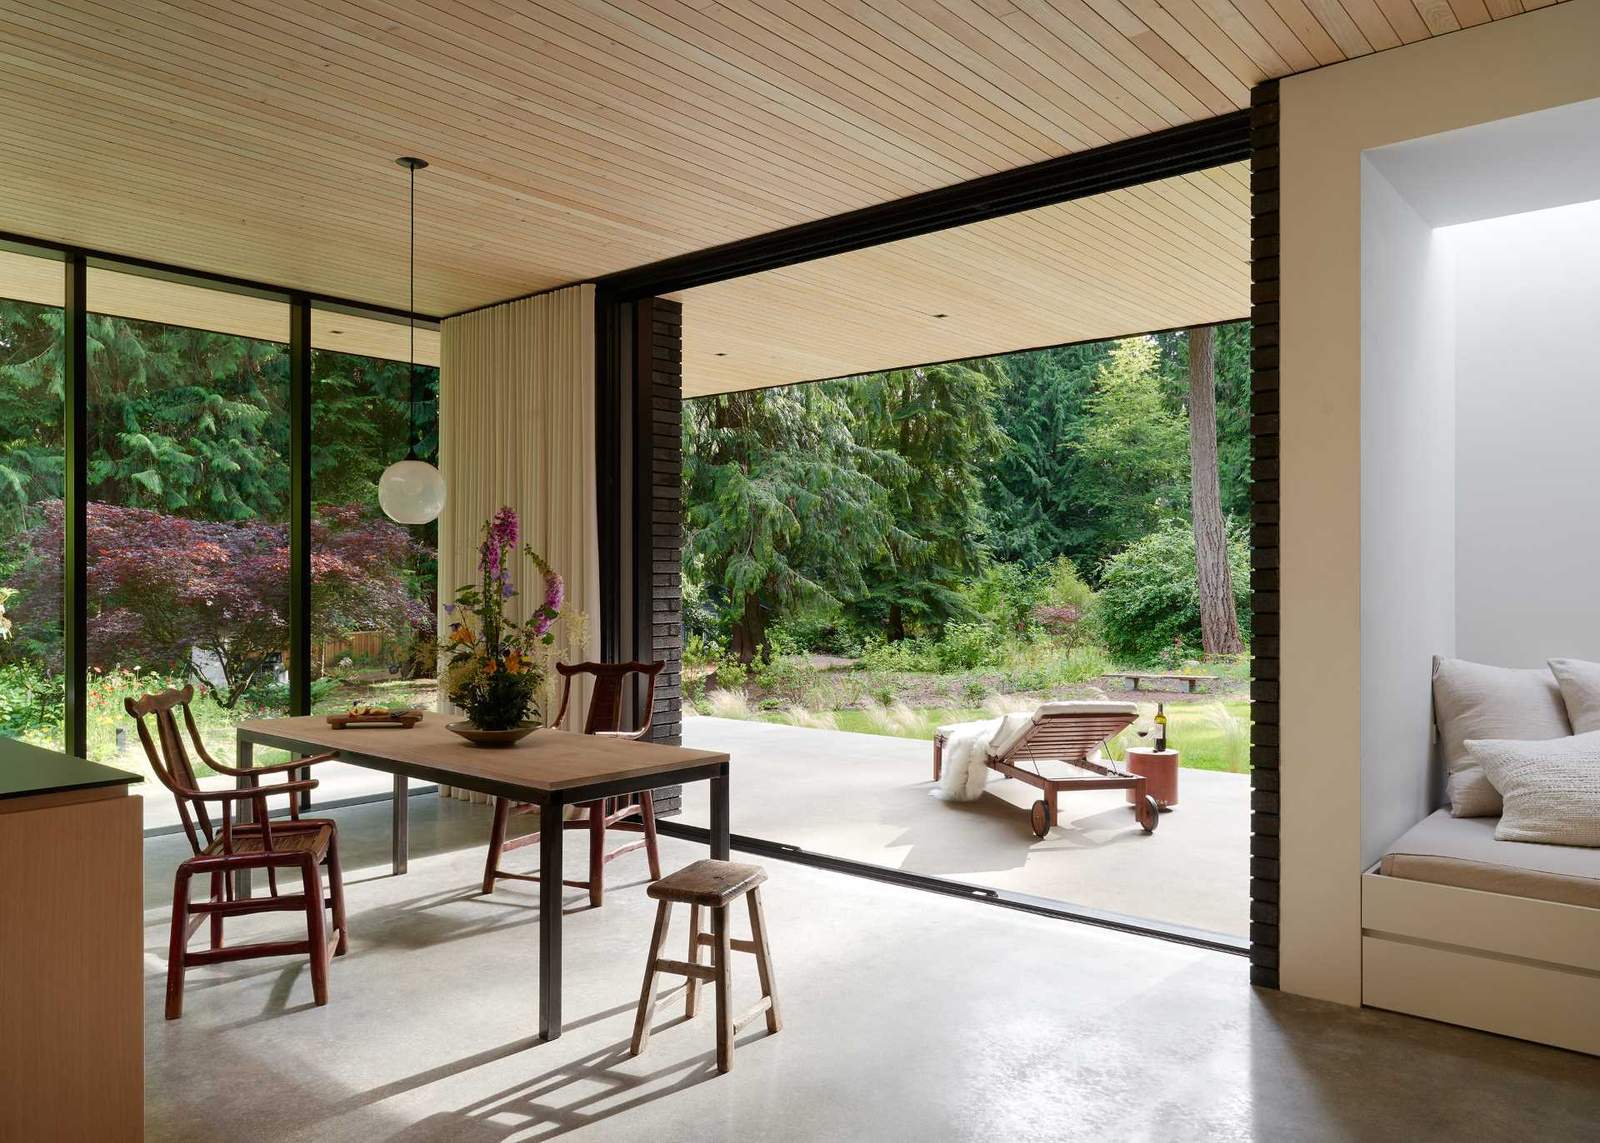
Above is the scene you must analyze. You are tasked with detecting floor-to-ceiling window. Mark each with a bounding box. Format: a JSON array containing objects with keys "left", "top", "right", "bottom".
[
  {"left": 85, "top": 269, "right": 293, "bottom": 815},
  {"left": 0, "top": 249, "right": 66, "bottom": 751},
  {"left": 307, "top": 310, "right": 440, "bottom": 800}
]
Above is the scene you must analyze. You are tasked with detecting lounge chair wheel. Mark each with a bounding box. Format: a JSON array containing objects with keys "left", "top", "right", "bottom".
[
  {"left": 1029, "top": 800, "right": 1052, "bottom": 838},
  {"left": 1140, "top": 795, "right": 1160, "bottom": 834}
]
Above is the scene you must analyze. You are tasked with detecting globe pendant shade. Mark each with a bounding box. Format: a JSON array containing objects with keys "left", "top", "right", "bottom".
[{"left": 378, "top": 458, "right": 446, "bottom": 525}]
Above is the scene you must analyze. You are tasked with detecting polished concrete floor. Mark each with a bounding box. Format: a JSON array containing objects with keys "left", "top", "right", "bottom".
[
  {"left": 679, "top": 717, "right": 1249, "bottom": 936},
  {"left": 142, "top": 795, "right": 1600, "bottom": 1142}
]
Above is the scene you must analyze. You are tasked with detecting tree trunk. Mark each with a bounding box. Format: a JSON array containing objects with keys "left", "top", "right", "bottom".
[
  {"left": 1187, "top": 326, "right": 1244, "bottom": 656},
  {"left": 730, "top": 592, "right": 767, "bottom": 665}
]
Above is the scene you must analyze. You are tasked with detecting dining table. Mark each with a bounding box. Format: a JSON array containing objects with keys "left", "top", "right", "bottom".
[{"left": 234, "top": 712, "right": 730, "bottom": 1041}]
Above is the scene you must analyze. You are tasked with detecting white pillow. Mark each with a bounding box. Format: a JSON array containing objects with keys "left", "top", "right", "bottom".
[
  {"left": 1432, "top": 656, "right": 1571, "bottom": 818},
  {"left": 1466, "top": 731, "right": 1600, "bottom": 847},
  {"left": 1549, "top": 658, "right": 1600, "bottom": 734}
]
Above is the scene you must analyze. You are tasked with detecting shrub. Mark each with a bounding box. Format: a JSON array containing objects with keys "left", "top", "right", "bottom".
[
  {"left": 857, "top": 637, "right": 938, "bottom": 673},
  {"left": 1095, "top": 523, "right": 1251, "bottom": 665},
  {"left": 706, "top": 688, "right": 752, "bottom": 720},
  {"left": 932, "top": 622, "right": 1005, "bottom": 671}
]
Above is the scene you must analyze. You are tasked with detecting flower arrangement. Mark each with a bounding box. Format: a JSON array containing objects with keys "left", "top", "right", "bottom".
[{"left": 441, "top": 507, "right": 565, "bottom": 732}]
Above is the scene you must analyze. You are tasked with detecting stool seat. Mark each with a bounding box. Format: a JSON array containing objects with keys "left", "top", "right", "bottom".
[{"left": 648, "top": 859, "right": 767, "bottom": 906}]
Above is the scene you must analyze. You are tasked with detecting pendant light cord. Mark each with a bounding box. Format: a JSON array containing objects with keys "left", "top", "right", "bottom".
[{"left": 407, "top": 159, "right": 418, "bottom": 460}]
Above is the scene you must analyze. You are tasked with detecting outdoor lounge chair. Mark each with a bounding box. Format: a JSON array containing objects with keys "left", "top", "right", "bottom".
[{"left": 933, "top": 701, "right": 1159, "bottom": 838}]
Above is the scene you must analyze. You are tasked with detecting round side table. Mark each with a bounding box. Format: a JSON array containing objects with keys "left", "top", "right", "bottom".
[{"left": 1124, "top": 747, "right": 1179, "bottom": 810}]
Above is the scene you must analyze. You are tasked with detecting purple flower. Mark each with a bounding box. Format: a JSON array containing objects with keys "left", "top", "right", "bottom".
[
  {"left": 489, "top": 506, "right": 520, "bottom": 550},
  {"left": 543, "top": 571, "right": 564, "bottom": 612},
  {"left": 534, "top": 612, "right": 554, "bottom": 637},
  {"left": 442, "top": 602, "right": 456, "bottom": 615},
  {"left": 501, "top": 582, "right": 516, "bottom": 599}
]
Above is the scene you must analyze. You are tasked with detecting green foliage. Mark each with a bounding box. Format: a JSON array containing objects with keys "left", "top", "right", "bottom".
[
  {"left": 0, "top": 660, "right": 62, "bottom": 740},
  {"left": 1074, "top": 337, "right": 1191, "bottom": 563},
  {"left": 683, "top": 385, "right": 907, "bottom": 661},
  {"left": 1096, "top": 522, "right": 1251, "bottom": 665},
  {"left": 833, "top": 360, "right": 1005, "bottom": 639}
]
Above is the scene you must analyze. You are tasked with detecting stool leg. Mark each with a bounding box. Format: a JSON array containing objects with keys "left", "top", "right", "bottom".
[
  {"left": 630, "top": 900, "right": 672, "bottom": 1057},
  {"left": 713, "top": 903, "right": 734, "bottom": 1074},
  {"left": 684, "top": 903, "right": 704, "bottom": 1019},
  {"left": 746, "top": 886, "right": 782, "bottom": 1035}
]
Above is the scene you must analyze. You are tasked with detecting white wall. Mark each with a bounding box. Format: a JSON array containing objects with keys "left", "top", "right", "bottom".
[
  {"left": 1358, "top": 163, "right": 1456, "bottom": 867},
  {"left": 1279, "top": 0, "right": 1600, "bottom": 1004},
  {"left": 1451, "top": 199, "right": 1600, "bottom": 668}
]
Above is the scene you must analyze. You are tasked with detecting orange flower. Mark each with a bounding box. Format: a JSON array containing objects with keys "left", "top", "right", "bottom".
[
  {"left": 448, "top": 624, "right": 477, "bottom": 646},
  {"left": 505, "top": 651, "right": 523, "bottom": 674}
]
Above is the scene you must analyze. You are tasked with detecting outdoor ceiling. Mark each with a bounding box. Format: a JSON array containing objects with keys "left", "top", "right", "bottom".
[
  {"left": 0, "top": 1, "right": 1552, "bottom": 324},
  {"left": 679, "top": 161, "right": 1249, "bottom": 395}
]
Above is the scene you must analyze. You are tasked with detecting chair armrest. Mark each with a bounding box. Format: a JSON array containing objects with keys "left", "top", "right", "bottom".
[
  {"left": 206, "top": 751, "right": 340, "bottom": 777},
  {"left": 187, "top": 778, "right": 319, "bottom": 802}
]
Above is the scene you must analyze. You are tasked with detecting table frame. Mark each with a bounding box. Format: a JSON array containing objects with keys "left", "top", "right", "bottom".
[{"left": 235, "top": 726, "right": 730, "bottom": 1041}]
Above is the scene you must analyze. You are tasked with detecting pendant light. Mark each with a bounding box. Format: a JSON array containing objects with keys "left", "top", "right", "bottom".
[{"left": 378, "top": 156, "right": 447, "bottom": 526}]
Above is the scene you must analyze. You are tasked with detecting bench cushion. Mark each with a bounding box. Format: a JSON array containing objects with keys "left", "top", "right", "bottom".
[{"left": 1380, "top": 809, "right": 1600, "bottom": 910}]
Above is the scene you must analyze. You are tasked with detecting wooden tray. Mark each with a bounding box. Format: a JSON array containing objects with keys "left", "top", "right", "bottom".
[{"left": 325, "top": 710, "right": 423, "bottom": 730}]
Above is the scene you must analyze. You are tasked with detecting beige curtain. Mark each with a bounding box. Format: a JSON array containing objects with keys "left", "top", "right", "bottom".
[{"left": 436, "top": 284, "right": 598, "bottom": 800}]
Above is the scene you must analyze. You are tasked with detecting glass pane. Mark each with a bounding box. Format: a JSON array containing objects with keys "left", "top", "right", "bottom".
[
  {"left": 86, "top": 268, "right": 292, "bottom": 812},
  {"left": 310, "top": 332, "right": 439, "bottom": 798},
  {"left": 0, "top": 250, "right": 66, "bottom": 750}
]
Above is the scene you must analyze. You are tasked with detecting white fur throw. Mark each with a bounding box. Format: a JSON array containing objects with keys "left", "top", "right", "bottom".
[{"left": 935, "top": 715, "right": 1027, "bottom": 802}]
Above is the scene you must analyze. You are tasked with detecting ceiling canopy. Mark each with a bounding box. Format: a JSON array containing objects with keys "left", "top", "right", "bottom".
[{"left": 0, "top": 1, "right": 1546, "bottom": 322}]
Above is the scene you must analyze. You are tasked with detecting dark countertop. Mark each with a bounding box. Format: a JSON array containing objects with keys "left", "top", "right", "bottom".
[{"left": 0, "top": 734, "right": 142, "bottom": 800}]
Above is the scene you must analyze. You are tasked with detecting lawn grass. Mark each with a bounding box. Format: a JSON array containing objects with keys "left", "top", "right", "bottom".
[{"left": 757, "top": 699, "right": 1252, "bottom": 773}]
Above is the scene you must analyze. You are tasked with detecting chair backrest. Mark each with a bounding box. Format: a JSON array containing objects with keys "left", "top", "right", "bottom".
[
  {"left": 553, "top": 661, "right": 666, "bottom": 738},
  {"left": 1010, "top": 710, "right": 1139, "bottom": 764},
  {"left": 125, "top": 685, "right": 219, "bottom": 854}
]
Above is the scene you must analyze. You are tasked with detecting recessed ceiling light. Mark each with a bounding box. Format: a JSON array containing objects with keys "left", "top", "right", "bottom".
[
  {"left": 714, "top": 352, "right": 727, "bottom": 357},
  {"left": 329, "top": 329, "right": 344, "bottom": 335},
  {"left": 932, "top": 313, "right": 949, "bottom": 319}
]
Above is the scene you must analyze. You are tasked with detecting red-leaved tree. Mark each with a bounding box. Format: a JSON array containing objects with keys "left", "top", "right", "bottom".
[{"left": 14, "top": 501, "right": 427, "bottom": 708}]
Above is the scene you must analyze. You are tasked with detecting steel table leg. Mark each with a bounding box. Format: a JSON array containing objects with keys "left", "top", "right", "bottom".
[
  {"left": 392, "top": 773, "right": 409, "bottom": 876},
  {"left": 538, "top": 797, "right": 564, "bottom": 1041},
  {"left": 710, "top": 766, "right": 731, "bottom": 860}
]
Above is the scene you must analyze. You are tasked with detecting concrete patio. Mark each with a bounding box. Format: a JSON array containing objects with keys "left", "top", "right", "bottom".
[{"left": 678, "top": 717, "right": 1249, "bottom": 938}]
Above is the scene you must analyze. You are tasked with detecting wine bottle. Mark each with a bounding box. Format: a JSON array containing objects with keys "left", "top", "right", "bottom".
[{"left": 1154, "top": 702, "right": 1168, "bottom": 753}]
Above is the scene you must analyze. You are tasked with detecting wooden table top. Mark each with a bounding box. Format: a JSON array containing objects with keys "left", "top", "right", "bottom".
[{"left": 236, "top": 712, "right": 728, "bottom": 795}]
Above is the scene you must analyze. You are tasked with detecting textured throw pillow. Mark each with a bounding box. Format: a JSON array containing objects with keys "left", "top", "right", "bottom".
[
  {"left": 1432, "top": 656, "right": 1571, "bottom": 817},
  {"left": 1466, "top": 731, "right": 1600, "bottom": 847},
  {"left": 1549, "top": 659, "right": 1600, "bottom": 734}
]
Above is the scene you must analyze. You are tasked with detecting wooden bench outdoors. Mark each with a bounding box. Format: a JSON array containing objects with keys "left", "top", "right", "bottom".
[{"left": 1106, "top": 672, "right": 1220, "bottom": 694}]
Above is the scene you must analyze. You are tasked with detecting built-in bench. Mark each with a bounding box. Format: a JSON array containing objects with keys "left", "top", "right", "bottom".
[
  {"left": 1363, "top": 809, "right": 1600, "bottom": 1057},
  {"left": 1105, "top": 672, "right": 1220, "bottom": 694}
]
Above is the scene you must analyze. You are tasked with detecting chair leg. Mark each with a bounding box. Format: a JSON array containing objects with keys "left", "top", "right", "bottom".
[
  {"left": 303, "top": 857, "right": 329, "bottom": 1007},
  {"left": 630, "top": 900, "right": 672, "bottom": 1057},
  {"left": 639, "top": 791, "right": 662, "bottom": 882},
  {"left": 684, "top": 903, "right": 704, "bottom": 1018},
  {"left": 587, "top": 801, "right": 606, "bottom": 908},
  {"left": 712, "top": 904, "right": 734, "bottom": 1074},
  {"left": 326, "top": 831, "right": 349, "bottom": 956},
  {"left": 483, "top": 796, "right": 511, "bottom": 894},
  {"left": 208, "top": 871, "right": 224, "bottom": 951},
  {"left": 166, "top": 867, "right": 194, "bottom": 1020},
  {"left": 746, "top": 887, "right": 782, "bottom": 1035}
]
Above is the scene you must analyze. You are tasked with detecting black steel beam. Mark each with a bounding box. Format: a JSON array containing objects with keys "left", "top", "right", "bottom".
[
  {"left": 594, "top": 111, "right": 1251, "bottom": 301},
  {"left": 62, "top": 254, "right": 88, "bottom": 759},
  {"left": 288, "top": 296, "right": 312, "bottom": 718}
]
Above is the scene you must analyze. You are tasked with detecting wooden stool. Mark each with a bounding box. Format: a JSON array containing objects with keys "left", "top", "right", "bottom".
[{"left": 630, "top": 859, "right": 781, "bottom": 1073}]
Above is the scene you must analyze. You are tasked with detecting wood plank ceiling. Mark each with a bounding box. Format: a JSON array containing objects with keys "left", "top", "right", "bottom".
[
  {"left": 680, "top": 161, "right": 1249, "bottom": 395},
  {"left": 0, "top": 0, "right": 1554, "bottom": 380}
]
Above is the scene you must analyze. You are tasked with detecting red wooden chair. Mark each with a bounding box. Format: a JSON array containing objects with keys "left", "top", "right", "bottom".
[
  {"left": 126, "top": 686, "right": 348, "bottom": 1019},
  {"left": 482, "top": 660, "right": 667, "bottom": 906}
]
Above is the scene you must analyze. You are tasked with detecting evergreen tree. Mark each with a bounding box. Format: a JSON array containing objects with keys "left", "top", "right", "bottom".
[
  {"left": 683, "top": 385, "right": 906, "bottom": 663},
  {"left": 838, "top": 359, "right": 1005, "bottom": 639}
]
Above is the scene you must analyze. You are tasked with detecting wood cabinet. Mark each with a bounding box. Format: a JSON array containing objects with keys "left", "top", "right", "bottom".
[{"left": 0, "top": 739, "right": 143, "bottom": 1142}]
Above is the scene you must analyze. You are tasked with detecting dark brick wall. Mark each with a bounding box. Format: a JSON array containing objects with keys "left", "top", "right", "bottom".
[
  {"left": 1249, "top": 80, "right": 1281, "bottom": 990},
  {"left": 637, "top": 297, "right": 684, "bottom": 814}
]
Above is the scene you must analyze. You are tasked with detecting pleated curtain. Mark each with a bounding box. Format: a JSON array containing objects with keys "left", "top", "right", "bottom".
[{"left": 436, "top": 284, "right": 598, "bottom": 799}]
